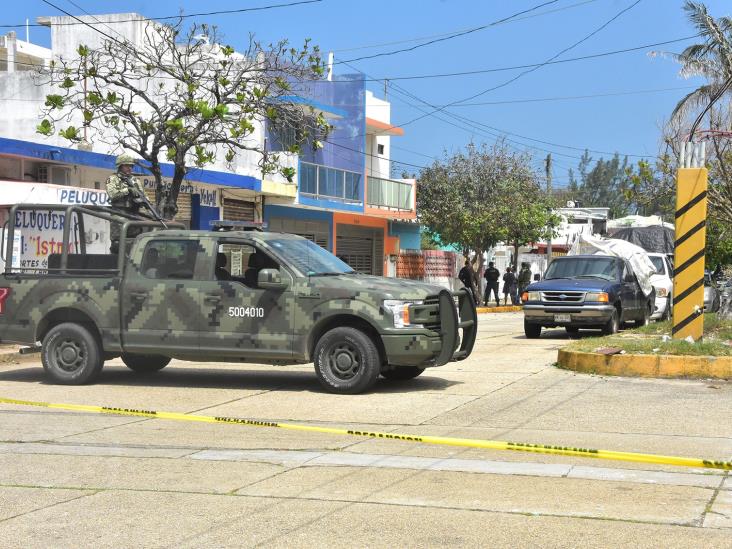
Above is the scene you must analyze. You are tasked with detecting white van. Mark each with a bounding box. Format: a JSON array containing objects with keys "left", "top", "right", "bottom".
[{"left": 647, "top": 252, "right": 673, "bottom": 320}]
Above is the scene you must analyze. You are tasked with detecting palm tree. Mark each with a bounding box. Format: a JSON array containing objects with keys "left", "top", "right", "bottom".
[
  {"left": 670, "top": 1, "right": 732, "bottom": 122},
  {"left": 666, "top": 2, "right": 732, "bottom": 227}
]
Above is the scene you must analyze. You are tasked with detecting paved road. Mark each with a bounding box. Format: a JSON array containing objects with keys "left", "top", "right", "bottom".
[{"left": 0, "top": 312, "right": 730, "bottom": 547}]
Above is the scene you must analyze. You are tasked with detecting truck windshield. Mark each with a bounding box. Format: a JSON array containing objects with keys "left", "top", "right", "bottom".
[
  {"left": 545, "top": 257, "right": 619, "bottom": 281},
  {"left": 268, "top": 238, "right": 355, "bottom": 276},
  {"left": 648, "top": 256, "right": 665, "bottom": 275}
]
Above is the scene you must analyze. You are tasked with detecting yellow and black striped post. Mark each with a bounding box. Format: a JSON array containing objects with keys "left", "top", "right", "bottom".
[{"left": 673, "top": 165, "right": 708, "bottom": 340}]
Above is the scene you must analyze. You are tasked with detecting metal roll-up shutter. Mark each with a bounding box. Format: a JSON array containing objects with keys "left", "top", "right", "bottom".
[
  {"left": 144, "top": 189, "right": 191, "bottom": 227},
  {"left": 336, "top": 225, "right": 384, "bottom": 276},
  {"left": 269, "top": 217, "right": 330, "bottom": 250},
  {"left": 223, "top": 198, "right": 255, "bottom": 221}
]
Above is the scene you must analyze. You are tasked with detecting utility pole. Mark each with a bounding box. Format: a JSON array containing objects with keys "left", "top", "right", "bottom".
[{"left": 545, "top": 154, "right": 552, "bottom": 269}]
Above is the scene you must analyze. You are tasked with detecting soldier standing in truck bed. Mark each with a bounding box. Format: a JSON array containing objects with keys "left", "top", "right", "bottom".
[{"left": 106, "top": 154, "right": 146, "bottom": 254}]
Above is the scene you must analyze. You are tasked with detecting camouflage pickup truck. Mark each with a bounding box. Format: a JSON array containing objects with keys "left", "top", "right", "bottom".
[{"left": 0, "top": 204, "right": 476, "bottom": 394}]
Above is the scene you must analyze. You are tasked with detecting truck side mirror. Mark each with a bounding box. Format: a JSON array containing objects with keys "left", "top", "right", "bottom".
[{"left": 258, "top": 268, "right": 287, "bottom": 290}]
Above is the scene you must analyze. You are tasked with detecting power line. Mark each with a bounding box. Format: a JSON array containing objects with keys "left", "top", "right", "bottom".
[
  {"left": 0, "top": 0, "right": 324, "bottom": 28},
  {"left": 335, "top": 0, "right": 562, "bottom": 65},
  {"left": 337, "top": 36, "right": 699, "bottom": 82},
  {"left": 430, "top": 85, "right": 697, "bottom": 106},
  {"left": 393, "top": 0, "right": 645, "bottom": 131},
  {"left": 333, "top": 0, "right": 601, "bottom": 53},
  {"left": 38, "top": 0, "right": 118, "bottom": 43},
  {"left": 8, "top": 34, "right": 699, "bottom": 87}
]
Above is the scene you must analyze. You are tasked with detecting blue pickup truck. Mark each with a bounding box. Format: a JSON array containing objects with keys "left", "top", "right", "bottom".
[{"left": 522, "top": 255, "right": 654, "bottom": 338}]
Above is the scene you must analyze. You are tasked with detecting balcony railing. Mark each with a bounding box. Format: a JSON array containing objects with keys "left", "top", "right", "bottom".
[
  {"left": 299, "top": 161, "right": 362, "bottom": 204},
  {"left": 367, "top": 176, "right": 414, "bottom": 211}
]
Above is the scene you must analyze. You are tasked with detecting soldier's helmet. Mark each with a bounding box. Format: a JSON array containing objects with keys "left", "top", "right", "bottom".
[{"left": 115, "top": 154, "right": 136, "bottom": 167}]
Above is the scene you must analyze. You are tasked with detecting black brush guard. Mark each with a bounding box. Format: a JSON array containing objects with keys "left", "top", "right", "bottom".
[{"left": 433, "top": 288, "right": 477, "bottom": 366}]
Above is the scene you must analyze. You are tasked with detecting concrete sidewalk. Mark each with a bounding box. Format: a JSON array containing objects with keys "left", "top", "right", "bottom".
[{"left": 0, "top": 312, "right": 729, "bottom": 547}]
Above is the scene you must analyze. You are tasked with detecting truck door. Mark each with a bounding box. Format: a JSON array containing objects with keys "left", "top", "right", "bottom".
[
  {"left": 120, "top": 238, "right": 201, "bottom": 354},
  {"left": 198, "top": 239, "right": 294, "bottom": 359},
  {"left": 620, "top": 261, "right": 642, "bottom": 319}
]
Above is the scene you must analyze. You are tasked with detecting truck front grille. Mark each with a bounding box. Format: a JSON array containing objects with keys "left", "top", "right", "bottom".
[
  {"left": 423, "top": 295, "right": 441, "bottom": 331},
  {"left": 541, "top": 291, "right": 585, "bottom": 303}
]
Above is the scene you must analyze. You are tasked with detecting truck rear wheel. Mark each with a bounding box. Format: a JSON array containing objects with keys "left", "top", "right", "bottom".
[
  {"left": 381, "top": 366, "right": 425, "bottom": 381},
  {"left": 314, "top": 327, "right": 380, "bottom": 394},
  {"left": 41, "top": 322, "right": 103, "bottom": 385},
  {"left": 121, "top": 354, "right": 171, "bottom": 374}
]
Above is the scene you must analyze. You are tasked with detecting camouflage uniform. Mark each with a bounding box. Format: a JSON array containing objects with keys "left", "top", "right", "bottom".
[{"left": 106, "top": 155, "right": 146, "bottom": 254}]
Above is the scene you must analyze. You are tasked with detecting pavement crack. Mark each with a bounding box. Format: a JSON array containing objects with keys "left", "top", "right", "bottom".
[
  {"left": 697, "top": 473, "right": 729, "bottom": 527},
  {"left": 0, "top": 488, "right": 99, "bottom": 524}
]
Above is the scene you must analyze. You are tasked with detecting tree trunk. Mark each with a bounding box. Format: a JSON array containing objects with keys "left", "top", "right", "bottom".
[
  {"left": 512, "top": 241, "right": 520, "bottom": 271},
  {"left": 148, "top": 158, "right": 165, "bottom": 218},
  {"left": 163, "top": 164, "right": 185, "bottom": 221}
]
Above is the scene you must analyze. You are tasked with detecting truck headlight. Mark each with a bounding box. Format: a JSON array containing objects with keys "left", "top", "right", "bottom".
[
  {"left": 585, "top": 292, "right": 609, "bottom": 303},
  {"left": 655, "top": 287, "right": 668, "bottom": 297},
  {"left": 528, "top": 291, "right": 541, "bottom": 301},
  {"left": 383, "top": 300, "right": 424, "bottom": 328}
]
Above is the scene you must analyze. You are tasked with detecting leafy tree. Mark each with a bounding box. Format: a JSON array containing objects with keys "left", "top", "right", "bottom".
[
  {"left": 706, "top": 217, "right": 732, "bottom": 269},
  {"left": 37, "top": 19, "right": 330, "bottom": 219},
  {"left": 653, "top": 1, "right": 732, "bottom": 226},
  {"left": 417, "top": 142, "right": 557, "bottom": 299},
  {"left": 565, "top": 151, "right": 634, "bottom": 217}
]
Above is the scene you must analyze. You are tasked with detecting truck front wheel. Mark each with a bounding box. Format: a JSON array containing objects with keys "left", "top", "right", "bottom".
[
  {"left": 121, "top": 354, "right": 171, "bottom": 374},
  {"left": 524, "top": 321, "right": 541, "bottom": 339},
  {"left": 314, "top": 327, "right": 380, "bottom": 394},
  {"left": 41, "top": 323, "right": 103, "bottom": 385}
]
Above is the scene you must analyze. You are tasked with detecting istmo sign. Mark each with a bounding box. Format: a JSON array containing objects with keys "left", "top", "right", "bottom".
[{"left": 0, "top": 182, "right": 110, "bottom": 272}]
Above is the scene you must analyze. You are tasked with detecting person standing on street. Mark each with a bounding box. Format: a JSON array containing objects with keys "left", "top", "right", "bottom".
[
  {"left": 106, "top": 154, "right": 146, "bottom": 254},
  {"left": 458, "top": 259, "right": 478, "bottom": 303},
  {"left": 483, "top": 261, "right": 500, "bottom": 307},
  {"left": 502, "top": 267, "right": 518, "bottom": 305},
  {"left": 518, "top": 263, "right": 532, "bottom": 302}
]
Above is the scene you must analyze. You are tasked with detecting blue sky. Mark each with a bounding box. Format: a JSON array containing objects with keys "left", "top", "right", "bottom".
[{"left": 3, "top": 0, "right": 728, "bottom": 186}]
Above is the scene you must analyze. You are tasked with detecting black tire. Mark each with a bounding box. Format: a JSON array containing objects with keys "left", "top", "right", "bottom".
[
  {"left": 41, "top": 322, "right": 103, "bottom": 385},
  {"left": 381, "top": 366, "right": 425, "bottom": 381},
  {"left": 602, "top": 308, "right": 620, "bottom": 335},
  {"left": 314, "top": 327, "right": 381, "bottom": 394},
  {"left": 121, "top": 353, "right": 171, "bottom": 374},
  {"left": 565, "top": 327, "right": 580, "bottom": 335},
  {"left": 712, "top": 296, "right": 721, "bottom": 313},
  {"left": 635, "top": 302, "right": 652, "bottom": 327},
  {"left": 524, "top": 321, "right": 541, "bottom": 339}
]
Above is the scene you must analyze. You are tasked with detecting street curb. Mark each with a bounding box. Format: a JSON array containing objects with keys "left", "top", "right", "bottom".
[
  {"left": 557, "top": 348, "right": 732, "bottom": 380},
  {"left": 476, "top": 306, "right": 523, "bottom": 314}
]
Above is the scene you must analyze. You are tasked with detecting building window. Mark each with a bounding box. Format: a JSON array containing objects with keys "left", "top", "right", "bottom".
[
  {"left": 300, "top": 162, "right": 361, "bottom": 203},
  {"left": 377, "top": 144, "right": 385, "bottom": 155}
]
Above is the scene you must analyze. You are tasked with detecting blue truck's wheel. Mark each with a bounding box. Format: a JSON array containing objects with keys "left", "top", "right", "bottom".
[
  {"left": 524, "top": 321, "right": 541, "bottom": 339},
  {"left": 602, "top": 308, "right": 620, "bottom": 335},
  {"left": 121, "top": 354, "right": 171, "bottom": 374},
  {"left": 381, "top": 366, "right": 425, "bottom": 381},
  {"left": 314, "top": 327, "right": 380, "bottom": 394},
  {"left": 41, "top": 323, "right": 103, "bottom": 385}
]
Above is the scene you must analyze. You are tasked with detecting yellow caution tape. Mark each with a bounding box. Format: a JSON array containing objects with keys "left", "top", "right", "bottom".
[{"left": 1, "top": 396, "right": 730, "bottom": 471}]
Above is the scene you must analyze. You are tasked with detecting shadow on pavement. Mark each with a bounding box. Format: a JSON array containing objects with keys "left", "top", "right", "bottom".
[
  {"left": 512, "top": 328, "right": 606, "bottom": 341},
  {"left": 0, "top": 364, "right": 460, "bottom": 394}
]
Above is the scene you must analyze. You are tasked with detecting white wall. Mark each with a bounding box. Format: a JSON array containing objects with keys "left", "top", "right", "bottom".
[
  {"left": 365, "top": 91, "right": 391, "bottom": 179},
  {"left": 0, "top": 14, "right": 269, "bottom": 182}
]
